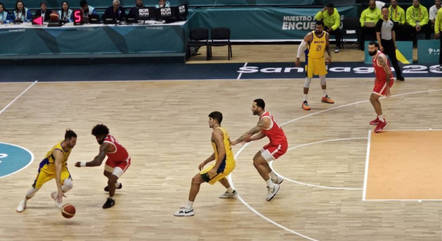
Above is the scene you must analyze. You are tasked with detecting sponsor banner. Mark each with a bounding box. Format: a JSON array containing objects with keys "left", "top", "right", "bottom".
[{"left": 418, "top": 40, "right": 440, "bottom": 65}]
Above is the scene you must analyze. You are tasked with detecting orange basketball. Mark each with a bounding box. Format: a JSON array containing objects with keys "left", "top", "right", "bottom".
[{"left": 61, "top": 203, "right": 76, "bottom": 219}]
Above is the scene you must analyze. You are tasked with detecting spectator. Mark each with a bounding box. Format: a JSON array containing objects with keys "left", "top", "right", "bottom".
[
  {"left": 315, "top": 3, "right": 342, "bottom": 53},
  {"left": 430, "top": 0, "right": 441, "bottom": 36},
  {"left": 80, "top": 0, "right": 96, "bottom": 19},
  {"left": 34, "top": 2, "right": 51, "bottom": 22},
  {"left": 58, "top": 1, "right": 73, "bottom": 22},
  {"left": 406, "top": 0, "right": 431, "bottom": 42},
  {"left": 155, "top": 0, "right": 170, "bottom": 8},
  {"left": 389, "top": 0, "right": 406, "bottom": 40},
  {"left": 0, "top": 2, "right": 10, "bottom": 24},
  {"left": 11, "top": 0, "right": 32, "bottom": 22},
  {"left": 376, "top": 6, "right": 404, "bottom": 81},
  {"left": 128, "top": 0, "right": 144, "bottom": 20},
  {"left": 435, "top": 8, "right": 442, "bottom": 66},
  {"left": 360, "top": 0, "right": 381, "bottom": 50},
  {"left": 102, "top": 0, "right": 125, "bottom": 22}
]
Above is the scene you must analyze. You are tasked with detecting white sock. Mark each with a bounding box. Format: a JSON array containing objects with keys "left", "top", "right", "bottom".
[
  {"left": 378, "top": 115, "right": 384, "bottom": 122},
  {"left": 186, "top": 200, "right": 193, "bottom": 209},
  {"left": 322, "top": 89, "right": 327, "bottom": 97},
  {"left": 270, "top": 171, "right": 278, "bottom": 182},
  {"left": 226, "top": 187, "right": 233, "bottom": 193},
  {"left": 303, "top": 94, "right": 308, "bottom": 102},
  {"left": 25, "top": 187, "right": 37, "bottom": 199},
  {"left": 115, "top": 181, "right": 121, "bottom": 187},
  {"left": 266, "top": 179, "right": 275, "bottom": 188}
]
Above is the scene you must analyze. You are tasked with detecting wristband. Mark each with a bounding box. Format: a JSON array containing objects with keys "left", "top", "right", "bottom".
[{"left": 81, "top": 161, "right": 87, "bottom": 167}]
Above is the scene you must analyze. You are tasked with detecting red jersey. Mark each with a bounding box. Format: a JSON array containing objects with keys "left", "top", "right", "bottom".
[
  {"left": 372, "top": 50, "right": 392, "bottom": 81},
  {"left": 103, "top": 134, "right": 129, "bottom": 163},
  {"left": 260, "top": 112, "right": 287, "bottom": 145}
]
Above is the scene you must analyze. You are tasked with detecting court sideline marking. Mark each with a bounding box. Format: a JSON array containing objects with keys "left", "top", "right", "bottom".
[
  {"left": 0, "top": 81, "right": 38, "bottom": 115},
  {"left": 229, "top": 88, "right": 442, "bottom": 241},
  {"left": 236, "top": 62, "right": 248, "bottom": 80}
]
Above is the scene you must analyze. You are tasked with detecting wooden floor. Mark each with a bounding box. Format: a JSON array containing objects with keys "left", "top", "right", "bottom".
[{"left": 0, "top": 75, "right": 441, "bottom": 241}]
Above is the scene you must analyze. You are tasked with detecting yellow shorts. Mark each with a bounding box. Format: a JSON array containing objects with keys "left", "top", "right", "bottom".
[
  {"left": 200, "top": 158, "right": 235, "bottom": 185},
  {"left": 305, "top": 57, "right": 327, "bottom": 78},
  {"left": 32, "top": 161, "right": 71, "bottom": 189}
]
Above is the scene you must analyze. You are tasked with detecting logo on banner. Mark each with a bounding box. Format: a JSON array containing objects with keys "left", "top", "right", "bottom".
[
  {"left": 282, "top": 15, "right": 315, "bottom": 31},
  {"left": 428, "top": 48, "right": 440, "bottom": 56}
]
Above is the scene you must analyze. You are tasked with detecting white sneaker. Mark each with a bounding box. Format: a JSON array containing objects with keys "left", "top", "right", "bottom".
[
  {"left": 334, "top": 48, "right": 340, "bottom": 53},
  {"left": 266, "top": 184, "right": 280, "bottom": 201},
  {"left": 174, "top": 207, "right": 194, "bottom": 217},
  {"left": 16, "top": 199, "right": 27, "bottom": 213},
  {"left": 50, "top": 192, "right": 63, "bottom": 208},
  {"left": 272, "top": 175, "right": 284, "bottom": 184},
  {"left": 219, "top": 190, "right": 237, "bottom": 199}
]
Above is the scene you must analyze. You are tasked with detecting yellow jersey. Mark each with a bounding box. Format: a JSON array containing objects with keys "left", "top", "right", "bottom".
[
  {"left": 211, "top": 127, "right": 234, "bottom": 163},
  {"left": 41, "top": 141, "right": 71, "bottom": 173},
  {"left": 308, "top": 31, "right": 327, "bottom": 59}
]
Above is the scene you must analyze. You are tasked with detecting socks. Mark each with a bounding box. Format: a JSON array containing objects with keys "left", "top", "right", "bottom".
[
  {"left": 115, "top": 182, "right": 121, "bottom": 188},
  {"left": 270, "top": 171, "right": 278, "bottom": 182},
  {"left": 266, "top": 179, "right": 275, "bottom": 188},
  {"left": 186, "top": 200, "right": 194, "bottom": 209},
  {"left": 303, "top": 94, "right": 308, "bottom": 102},
  {"left": 226, "top": 187, "right": 234, "bottom": 193},
  {"left": 322, "top": 89, "right": 327, "bottom": 97},
  {"left": 378, "top": 115, "right": 385, "bottom": 122}
]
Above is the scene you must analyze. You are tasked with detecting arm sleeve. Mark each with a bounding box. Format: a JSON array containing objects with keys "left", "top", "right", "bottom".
[
  {"left": 420, "top": 6, "right": 429, "bottom": 26},
  {"left": 297, "top": 40, "right": 307, "bottom": 58},
  {"left": 360, "top": 9, "right": 366, "bottom": 27},
  {"left": 331, "top": 10, "right": 340, "bottom": 30},
  {"left": 375, "top": 19, "right": 382, "bottom": 32},
  {"left": 400, "top": 8, "right": 405, "bottom": 24},
  {"left": 406, "top": 8, "right": 416, "bottom": 27},
  {"left": 436, "top": 11, "right": 441, "bottom": 34},
  {"left": 314, "top": 11, "right": 322, "bottom": 21}
]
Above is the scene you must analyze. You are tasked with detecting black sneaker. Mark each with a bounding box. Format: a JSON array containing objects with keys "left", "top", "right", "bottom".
[
  {"left": 397, "top": 76, "right": 405, "bottom": 81},
  {"left": 102, "top": 198, "right": 115, "bottom": 209},
  {"left": 104, "top": 183, "right": 122, "bottom": 192}
]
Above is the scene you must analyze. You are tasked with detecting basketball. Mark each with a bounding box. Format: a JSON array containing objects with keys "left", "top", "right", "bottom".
[{"left": 61, "top": 203, "right": 76, "bottom": 219}]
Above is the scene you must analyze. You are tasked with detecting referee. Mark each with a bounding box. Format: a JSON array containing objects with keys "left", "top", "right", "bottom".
[{"left": 376, "top": 6, "right": 405, "bottom": 81}]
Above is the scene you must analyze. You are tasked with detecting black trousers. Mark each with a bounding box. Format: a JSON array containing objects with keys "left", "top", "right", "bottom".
[
  {"left": 405, "top": 24, "right": 432, "bottom": 44},
  {"left": 359, "top": 26, "right": 377, "bottom": 50},
  {"left": 440, "top": 36, "right": 442, "bottom": 65},
  {"left": 325, "top": 27, "right": 342, "bottom": 48},
  {"left": 381, "top": 39, "right": 403, "bottom": 79}
]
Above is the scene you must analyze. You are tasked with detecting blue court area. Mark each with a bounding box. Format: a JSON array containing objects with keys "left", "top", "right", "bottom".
[
  {"left": 0, "top": 62, "right": 440, "bottom": 82},
  {"left": 0, "top": 143, "right": 33, "bottom": 178}
]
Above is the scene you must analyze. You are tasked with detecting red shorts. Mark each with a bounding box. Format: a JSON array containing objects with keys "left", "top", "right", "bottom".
[
  {"left": 373, "top": 78, "right": 394, "bottom": 96},
  {"left": 105, "top": 157, "right": 131, "bottom": 178},
  {"left": 260, "top": 142, "right": 288, "bottom": 162}
]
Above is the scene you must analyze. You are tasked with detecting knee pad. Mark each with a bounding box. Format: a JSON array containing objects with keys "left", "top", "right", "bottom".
[
  {"left": 62, "top": 178, "right": 73, "bottom": 192},
  {"left": 304, "top": 77, "right": 312, "bottom": 88},
  {"left": 320, "top": 75, "right": 326, "bottom": 86}
]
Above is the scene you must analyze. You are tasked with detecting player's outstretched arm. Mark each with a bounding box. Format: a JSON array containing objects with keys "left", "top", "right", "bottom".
[
  {"left": 75, "top": 143, "right": 111, "bottom": 167},
  {"left": 231, "top": 118, "right": 269, "bottom": 145}
]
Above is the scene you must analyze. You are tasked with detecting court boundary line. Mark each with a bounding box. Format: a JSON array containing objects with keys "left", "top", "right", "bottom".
[
  {"left": 0, "top": 142, "right": 34, "bottom": 179},
  {"left": 236, "top": 62, "right": 248, "bottom": 80},
  {"left": 231, "top": 88, "right": 442, "bottom": 240},
  {"left": 0, "top": 81, "right": 38, "bottom": 115}
]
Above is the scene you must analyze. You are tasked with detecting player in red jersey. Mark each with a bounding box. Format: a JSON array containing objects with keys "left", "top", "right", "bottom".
[
  {"left": 231, "top": 99, "right": 287, "bottom": 201},
  {"left": 75, "top": 124, "right": 131, "bottom": 209},
  {"left": 368, "top": 42, "right": 394, "bottom": 133}
]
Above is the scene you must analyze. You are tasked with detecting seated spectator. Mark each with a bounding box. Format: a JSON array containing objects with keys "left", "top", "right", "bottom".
[
  {"left": 58, "top": 1, "right": 73, "bottom": 22},
  {"left": 315, "top": 3, "right": 342, "bottom": 53},
  {"left": 406, "top": 0, "right": 431, "bottom": 42},
  {"left": 11, "top": 0, "right": 32, "bottom": 22},
  {"left": 128, "top": 0, "right": 144, "bottom": 20},
  {"left": 359, "top": 0, "right": 381, "bottom": 50},
  {"left": 389, "top": 0, "right": 406, "bottom": 40},
  {"left": 34, "top": 1, "right": 51, "bottom": 22},
  {"left": 430, "top": 0, "right": 441, "bottom": 35},
  {"left": 0, "top": 2, "right": 10, "bottom": 24},
  {"left": 102, "top": 0, "right": 125, "bottom": 22},
  {"left": 435, "top": 7, "right": 442, "bottom": 66},
  {"left": 80, "top": 0, "right": 96, "bottom": 19},
  {"left": 155, "top": 0, "right": 170, "bottom": 8}
]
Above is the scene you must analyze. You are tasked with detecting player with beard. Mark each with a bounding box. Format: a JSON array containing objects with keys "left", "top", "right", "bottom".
[
  {"left": 367, "top": 42, "right": 394, "bottom": 133},
  {"left": 75, "top": 124, "right": 131, "bottom": 209}
]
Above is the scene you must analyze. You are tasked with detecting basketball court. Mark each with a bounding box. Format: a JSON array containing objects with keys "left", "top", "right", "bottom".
[{"left": 0, "top": 45, "right": 442, "bottom": 241}]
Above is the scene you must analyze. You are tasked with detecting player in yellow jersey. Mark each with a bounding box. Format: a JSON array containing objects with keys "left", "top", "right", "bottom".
[
  {"left": 296, "top": 20, "right": 335, "bottom": 111},
  {"left": 16, "top": 130, "right": 77, "bottom": 213},
  {"left": 174, "top": 111, "right": 236, "bottom": 217}
]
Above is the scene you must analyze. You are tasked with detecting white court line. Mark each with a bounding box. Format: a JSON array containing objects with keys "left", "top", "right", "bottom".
[
  {"left": 0, "top": 81, "right": 38, "bottom": 115},
  {"left": 364, "top": 199, "right": 442, "bottom": 202},
  {"left": 0, "top": 142, "right": 34, "bottom": 179},
  {"left": 231, "top": 88, "right": 442, "bottom": 240},
  {"left": 362, "top": 130, "right": 372, "bottom": 201},
  {"left": 270, "top": 137, "right": 366, "bottom": 191},
  {"left": 236, "top": 62, "right": 248, "bottom": 80}
]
